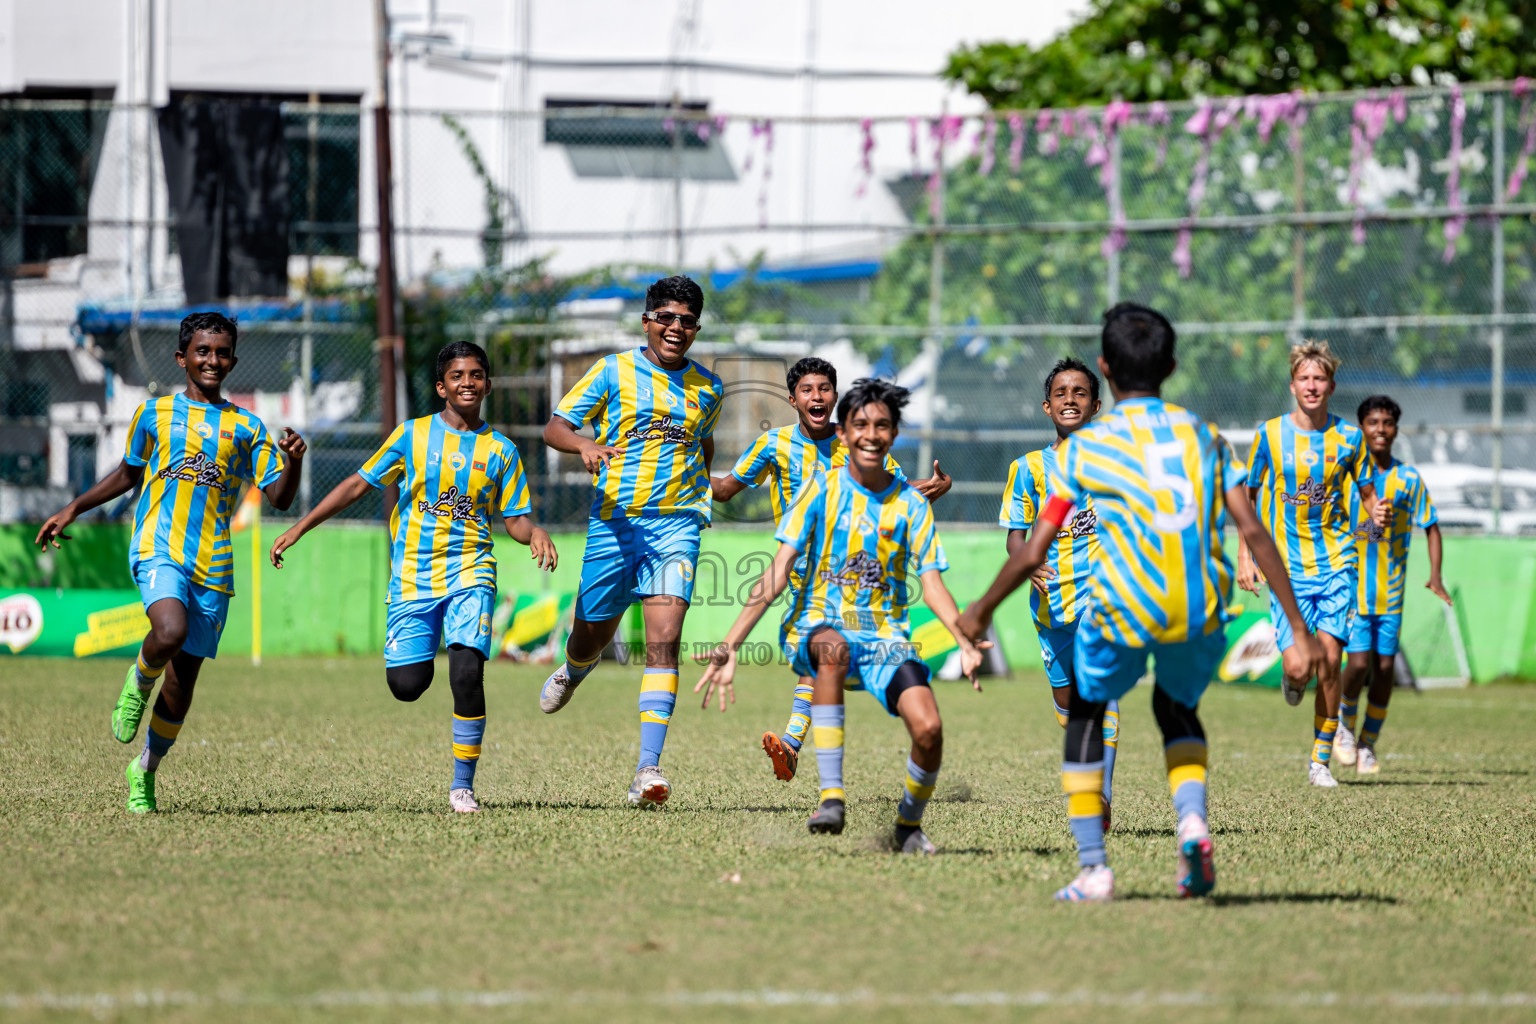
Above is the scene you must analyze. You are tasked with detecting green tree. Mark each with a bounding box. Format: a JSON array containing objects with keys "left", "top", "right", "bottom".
[{"left": 943, "top": 0, "right": 1530, "bottom": 109}]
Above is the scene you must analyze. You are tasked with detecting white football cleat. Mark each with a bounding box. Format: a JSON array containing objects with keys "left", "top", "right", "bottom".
[
  {"left": 1055, "top": 864, "right": 1115, "bottom": 903},
  {"left": 1333, "top": 721, "right": 1358, "bottom": 766},
  {"left": 539, "top": 663, "right": 582, "bottom": 714},
  {"left": 1356, "top": 744, "right": 1380, "bottom": 775},
  {"left": 1175, "top": 813, "right": 1216, "bottom": 898},
  {"left": 1308, "top": 761, "right": 1339, "bottom": 788},
  {"left": 449, "top": 788, "right": 481, "bottom": 813},
  {"left": 627, "top": 766, "right": 671, "bottom": 808}
]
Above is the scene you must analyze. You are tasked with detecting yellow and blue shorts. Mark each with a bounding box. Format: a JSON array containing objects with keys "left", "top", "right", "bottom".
[
  {"left": 1074, "top": 625, "right": 1226, "bottom": 708},
  {"left": 1037, "top": 622, "right": 1079, "bottom": 690},
  {"left": 574, "top": 512, "right": 701, "bottom": 622},
  {"left": 1346, "top": 611, "right": 1402, "bottom": 656},
  {"left": 384, "top": 585, "right": 495, "bottom": 667},
  {"left": 1270, "top": 569, "right": 1355, "bottom": 650},
  {"left": 783, "top": 624, "right": 929, "bottom": 718},
  {"left": 132, "top": 555, "right": 229, "bottom": 660}
]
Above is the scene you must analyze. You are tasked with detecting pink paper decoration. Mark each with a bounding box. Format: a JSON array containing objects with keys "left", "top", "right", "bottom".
[
  {"left": 927, "top": 115, "right": 965, "bottom": 220},
  {"left": 855, "top": 118, "right": 876, "bottom": 197},
  {"left": 1008, "top": 112, "right": 1026, "bottom": 172},
  {"left": 1507, "top": 78, "right": 1535, "bottom": 200},
  {"left": 1346, "top": 94, "right": 1404, "bottom": 244},
  {"left": 1443, "top": 87, "right": 1466, "bottom": 263},
  {"left": 977, "top": 114, "right": 998, "bottom": 177}
]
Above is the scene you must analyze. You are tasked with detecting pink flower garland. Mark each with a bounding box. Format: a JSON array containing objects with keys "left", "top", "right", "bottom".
[
  {"left": 1346, "top": 92, "right": 1406, "bottom": 244},
  {"left": 927, "top": 115, "right": 964, "bottom": 220},
  {"left": 1173, "top": 98, "right": 1243, "bottom": 278},
  {"left": 908, "top": 117, "right": 922, "bottom": 175},
  {"left": 1443, "top": 87, "right": 1466, "bottom": 263},
  {"left": 977, "top": 114, "right": 998, "bottom": 177},
  {"left": 744, "top": 119, "right": 774, "bottom": 228},
  {"left": 855, "top": 118, "right": 876, "bottom": 197},
  {"left": 1506, "top": 78, "right": 1536, "bottom": 199}
]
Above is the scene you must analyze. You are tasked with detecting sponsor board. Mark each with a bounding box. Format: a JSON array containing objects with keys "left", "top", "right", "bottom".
[{"left": 0, "top": 589, "right": 147, "bottom": 658}]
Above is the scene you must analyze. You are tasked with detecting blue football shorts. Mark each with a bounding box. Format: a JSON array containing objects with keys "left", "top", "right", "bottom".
[
  {"left": 1074, "top": 624, "right": 1227, "bottom": 708},
  {"left": 1346, "top": 611, "right": 1402, "bottom": 656},
  {"left": 1270, "top": 569, "right": 1355, "bottom": 650},
  {"left": 574, "top": 513, "right": 701, "bottom": 622},
  {"left": 133, "top": 556, "right": 229, "bottom": 660},
  {"left": 384, "top": 585, "right": 496, "bottom": 668}
]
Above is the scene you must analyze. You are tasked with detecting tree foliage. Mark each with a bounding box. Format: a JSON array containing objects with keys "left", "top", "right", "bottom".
[{"left": 944, "top": 0, "right": 1531, "bottom": 109}]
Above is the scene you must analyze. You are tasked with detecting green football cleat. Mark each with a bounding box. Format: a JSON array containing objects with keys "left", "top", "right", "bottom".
[
  {"left": 126, "top": 758, "right": 157, "bottom": 814},
  {"left": 111, "top": 665, "right": 151, "bottom": 744}
]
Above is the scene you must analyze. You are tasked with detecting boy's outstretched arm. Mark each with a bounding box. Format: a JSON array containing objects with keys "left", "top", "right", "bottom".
[
  {"left": 912, "top": 460, "right": 952, "bottom": 502},
  {"left": 1424, "top": 522, "right": 1452, "bottom": 605},
  {"left": 261, "top": 428, "right": 307, "bottom": 511},
  {"left": 34, "top": 459, "right": 144, "bottom": 549},
  {"left": 919, "top": 569, "right": 990, "bottom": 691},
  {"left": 1226, "top": 484, "right": 1328, "bottom": 681},
  {"left": 711, "top": 473, "right": 749, "bottom": 502},
  {"left": 269, "top": 473, "right": 374, "bottom": 567},
  {"left": 693, "top": 540, "right": 800, "bottom": 711},
  {"left": 1236, "top": 484, "right": 1266, "bottom": 594},
  {"left": 503, "top": 514, "right": 558, "bottom": 571},
  {"left": 957, "top": 513, "right": 1061, "bottom": 641},
  {"left": 543, "top": 416, "right": 622, "bottom": 472}
]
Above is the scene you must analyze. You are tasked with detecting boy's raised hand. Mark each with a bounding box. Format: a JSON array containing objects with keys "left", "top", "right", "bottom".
[
  {"left": 277, "top": 427, "right": 307, "bottom": 460},
  {"left": 693, "top": 642, "right": 737, "bottom": 711},
  {"left": 529, "top": 526, "right": 559, "bottom": 571},
  {"left": 35, "top": 508, "right": 77, "bottom": 550}
]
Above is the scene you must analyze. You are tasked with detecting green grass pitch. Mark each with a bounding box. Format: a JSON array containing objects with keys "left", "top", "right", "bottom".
[{"left": 2, "top": 656, "right": 1533, "bottom": 1023}]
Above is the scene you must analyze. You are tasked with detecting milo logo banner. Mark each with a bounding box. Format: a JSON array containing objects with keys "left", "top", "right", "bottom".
[
  {"left": 1214, "top": 602, "right": 1285, "bottom": 688},
  {"left": 0, "top": 589, "right": 148, "bottom": 658}
]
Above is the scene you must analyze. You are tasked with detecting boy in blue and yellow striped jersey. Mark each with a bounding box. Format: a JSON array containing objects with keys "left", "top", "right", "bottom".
[
  {"left": 959, "top": 304, "right": 1324, "bottom": 902},
  {"left": 539, "top": 276, "right": 725, "bottom": 809},
  {"left": 709, "top": 356, "right": 951, "bottom": 783},
  {"left": 697, "top": 379, "right": 986, "bottom": 854},
  {"left": 998, "top": 357, "right": 1121, "bottom": 824},
  {"left": 271, "top": 341, "right": 557, "bottom": 813},
  {"left": 1237, "top": 341, "right": 1389, "bottom": 787},
  {"left": 36, "top": 312, "right": 305, "bottom": 813},
  {"left": 1333, "top": 395, "right": 1451, "bottom": 776}
]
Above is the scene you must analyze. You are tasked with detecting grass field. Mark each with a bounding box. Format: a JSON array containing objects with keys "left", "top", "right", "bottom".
[{"left": 2, "top": 656, "right": 1534, "bottom": 1023}]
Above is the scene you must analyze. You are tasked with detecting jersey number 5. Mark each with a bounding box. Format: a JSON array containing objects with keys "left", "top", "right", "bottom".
[{"left": 1144, "top": 441, "right": 1197, "bottom": 532}]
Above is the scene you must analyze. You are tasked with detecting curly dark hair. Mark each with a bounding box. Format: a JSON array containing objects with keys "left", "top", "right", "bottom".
[
  {"left": 177, "top": 311, "right": 238, "bottom": 353},
  {"left": 435, "top": 340, "right": 491, "bottom": 381},
  {"left": 836, "top": 377, "right": 910, "bottom": 428},
  {"left": 645, "top": 275, "right": 704, "bottom": 316},
  {"left": 1357, "top": 394, "right": 1402, "bottom": 424},
  {"left": 787, "top": 356, "right": 837, "bottom": 392},
  {"left": 1043, "top": 356, "right": 1100, "bottom": 404}
]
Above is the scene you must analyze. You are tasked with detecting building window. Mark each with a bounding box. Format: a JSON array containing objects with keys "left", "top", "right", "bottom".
[
  {"left": 284, "top": 102, "right": 361, "bottom": 257},
  {"left": 1462, "top": 390, "right": 1527, "bottom": 416},
  {"left": 0, "top": 89, "right": 112, "bottom": 267},
  {"left": 544, "top": 98, "right": 735, "bottom": 181}
]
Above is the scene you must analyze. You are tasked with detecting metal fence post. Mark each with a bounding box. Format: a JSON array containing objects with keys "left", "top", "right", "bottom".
[
  {"left": 919, "top": 113, "right": 945, "bottom": 475},
  {"left": 671, "top": 92, "right": 684, "bottom": 270},
  {"left": 1491, "top": 92, "right": 1506, "bottom": 534},
  {"left": 1106, "top": 129, "right": 1121, "bottom": 307},
  {"left": 1290, "top": 106, "right": 1307, "bottom": 346}
]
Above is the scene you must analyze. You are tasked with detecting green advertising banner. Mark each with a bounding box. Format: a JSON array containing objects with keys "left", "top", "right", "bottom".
[{"left": 0, "top": 588, "right": 147, "bottom": 659}]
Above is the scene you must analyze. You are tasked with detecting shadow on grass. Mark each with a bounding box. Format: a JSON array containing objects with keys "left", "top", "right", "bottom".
[
  {"left": 1338, "top": 779, "right": 1488, "bottom": 787},
  {"left": 179, "top": 804, "right": 381, "bottom": 816},
  {"left": 1110, "top": 826, "right": 1257, "bottom": 839},
  {"left": 1118, "top": 892, "right": 1399, "bottom": 905}
]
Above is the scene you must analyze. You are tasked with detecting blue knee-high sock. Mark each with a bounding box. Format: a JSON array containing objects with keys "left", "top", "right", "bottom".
[
  {"left": 895, "top": 756, "right": 938, "bottom": 826},
  {"left": 783, "top": 679, "right": 814, "bottom": 752},
  {"left": 809, "top": 703, "right": 845, "bottom": 802},
  {"left": 637, "top": 668, "right": 678, "bottom": 769},
  {"left": 141, "top": 710, "right": 183, "bottom": 772},
  {"left": 452, "top": 714, "right": 485, "bottom": 791},
  {"left": 1166, "top": 738, "right": 1209, "bottom": 821},
  {"left": 1102, "top": 700, "right": 1121, "bottom": 804},
  {"left": 566, "top": 647, "right": 601, "bottom": 684},
  {"left": 1063, "top": 760, "right": 1106, "bottom": 867}
]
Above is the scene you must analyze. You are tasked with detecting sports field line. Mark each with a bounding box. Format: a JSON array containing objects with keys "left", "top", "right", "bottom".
[{"left": 5, "top": 989, "right": 1535, "bottom": 1012}]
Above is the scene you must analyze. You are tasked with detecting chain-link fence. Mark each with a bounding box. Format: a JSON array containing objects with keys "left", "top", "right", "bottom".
[{"left": 4, "top": 84, "right": 1534, "bottom": 530}]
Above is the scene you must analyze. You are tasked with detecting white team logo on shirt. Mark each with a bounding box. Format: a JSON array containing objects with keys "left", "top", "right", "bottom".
[
  {"left": 447, "top": 452, "right": 467, "bottom": 472},
  {"left": 194, "top": 422, "right": 214, "bottom": 439}
]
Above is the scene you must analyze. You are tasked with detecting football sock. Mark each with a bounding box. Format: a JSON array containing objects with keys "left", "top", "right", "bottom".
[
  {"left": 1101, "top": 700, "right": 1121, "bottom": 804},
  {"left": 1340, "top": 694, "right": 1360, "bottom": 735},
  {"left": 1312, "top": 715, "right": 1338, "bottom": 765},
  {"left": 1165, "top": 738, "right": 1209, "bottom": 821},
  {"left": 1050, "top": 686, "right": 1071, "bottom": 728},
  {"left": 637, "top": 668, "right": 678, "bottom": 769},
  {"left": 1360, "top": 701, "right": 1389, "bottom": 747},
  {"left": 895, "top": 757, "right": 938, "bottom": 826},
  {"left": 782, "top": 680, "right": 815, "bottom": 752},
  {"left": 1063, "top": 760, "right": 1107, "bottom": 867},
  {"left": 451, "top": 715, "right": 485, "bottom": 791},
  {"left": 134, "top": 648, "right": 167, "bottom": 692},
  {"left": 810, "top": 703, "right": 846, "bottom": 803},
  {"left": 140, "top": 708, "right": 183, "bottom": 772},
  {"left": 565, "top": 648, "right": 601, "bottom": 684}
]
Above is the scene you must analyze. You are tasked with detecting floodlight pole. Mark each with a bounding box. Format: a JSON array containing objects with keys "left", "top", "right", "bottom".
[
  {"left": 374, "top": 0, "right": 402, "bottom": 511},
  {"left": 1491, "top": 93, "right": 1506, "bottom": 533}
]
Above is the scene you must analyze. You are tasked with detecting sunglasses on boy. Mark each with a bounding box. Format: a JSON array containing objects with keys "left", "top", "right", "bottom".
[{"left": 643, "top": 310, "right": 701, "bottom": 331}]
